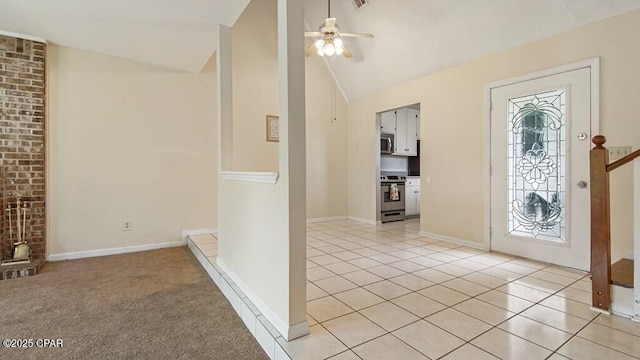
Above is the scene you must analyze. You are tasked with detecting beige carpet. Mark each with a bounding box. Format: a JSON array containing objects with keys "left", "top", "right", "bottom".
[{"left": 0, "top": 247, "right": 268, "bottom": 360}]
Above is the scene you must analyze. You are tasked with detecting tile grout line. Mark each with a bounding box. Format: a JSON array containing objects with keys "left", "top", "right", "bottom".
[
  {"left": 196, "top": 219, "right": 625, "bottom": 360},
  {"left": 310, "top": 236, "right": 596, "bottom": 359},
  {"left": 453, "top": 267, "right": 596, "bottom": 358},
  {"left": 543, "top": 314, "right": 602, "bottom": 360},
  {"left": 309, "top": 238, "right": 528, "bottom": 358},
  {"left": 316, "top": 219, "right": 615, "bottom": 356}
]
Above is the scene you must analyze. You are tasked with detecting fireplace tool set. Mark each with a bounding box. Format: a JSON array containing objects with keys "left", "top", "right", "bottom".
[{"left": 1, "top": 197, "right": 31, "bottom": 266}]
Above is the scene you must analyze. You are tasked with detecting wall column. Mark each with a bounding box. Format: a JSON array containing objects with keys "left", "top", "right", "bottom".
[
  {"left": 277, "top": 0, "right": 307, "bottom": 333},
  {"left": 215, "top": 0, "right": 308, "bottom": 341}
]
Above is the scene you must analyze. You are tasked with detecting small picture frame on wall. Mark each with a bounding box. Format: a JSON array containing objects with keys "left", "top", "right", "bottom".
[{"left": 266, "top": 115, "right": 279, "bottom": 142}]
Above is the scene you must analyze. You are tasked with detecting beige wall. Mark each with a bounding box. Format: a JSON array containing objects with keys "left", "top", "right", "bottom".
[
  {"left": 231, "top": 0, "right": 279, "bottom": 172},
  {"left": 305, "top": 55, "right": 348, "bottom": 219},
  {"left": 348, "top": 9, "right": 640, "bottom": 260},
  {"left": 46, "top": 0, "right": 346, "bottom": 258},
  {"left": 218, "top": 177, "right": 303, "bottom": 335},
  {"left": 47, "top": 45, "right": 217, "bottom": 256},
  {"left": 231, "top": 0, "right": 348, "bottom": 219}
]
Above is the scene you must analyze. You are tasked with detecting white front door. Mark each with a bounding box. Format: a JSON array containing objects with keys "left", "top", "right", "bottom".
[{"left": 490, "top": 66, "right": 594, "bottom": 271}]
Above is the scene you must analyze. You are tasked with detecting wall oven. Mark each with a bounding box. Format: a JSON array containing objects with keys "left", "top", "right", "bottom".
[
  {"left": 380, "top": 133, "right": 394, "bottom": 154},
  {"left": 380, "top": 174, "right": 406, "bottom": 223}
]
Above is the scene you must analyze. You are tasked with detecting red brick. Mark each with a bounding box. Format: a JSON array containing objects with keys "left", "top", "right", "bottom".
[{"left": 0, "top": 34, "right": 45, "bottom": 263}]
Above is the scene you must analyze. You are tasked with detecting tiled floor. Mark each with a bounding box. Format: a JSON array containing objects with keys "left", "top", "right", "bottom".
[{"left": 191, "top": 219, "right": 640, "bottom": 360}]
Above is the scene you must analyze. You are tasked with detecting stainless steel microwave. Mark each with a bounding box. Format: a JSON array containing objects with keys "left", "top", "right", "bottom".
[{"left": 381, "top": 133, "right": 394, "bottom": 154}]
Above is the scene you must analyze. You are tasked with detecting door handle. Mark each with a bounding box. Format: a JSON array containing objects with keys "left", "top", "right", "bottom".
[
  {"left": 387, "top": 138, "right": 392, "bottom": 152},
  {"left": 577, "top": 181, "right": 588, "bottom": 189}
]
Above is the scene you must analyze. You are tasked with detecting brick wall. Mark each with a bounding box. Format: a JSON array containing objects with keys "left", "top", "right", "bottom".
[{"left": 0, "top": 35, "right": 46, "bottom": 263}]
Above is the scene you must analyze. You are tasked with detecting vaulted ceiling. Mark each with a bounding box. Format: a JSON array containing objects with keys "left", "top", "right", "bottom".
[{"left": 2, "top": 0, "right": 640, "bottom": 100}]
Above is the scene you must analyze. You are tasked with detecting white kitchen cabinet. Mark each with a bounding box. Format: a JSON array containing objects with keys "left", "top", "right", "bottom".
[
  {"left": 380, "top": 111, "right": 396, "bottom": 134},
  {"left": 380, "top": 108, "right": 419, "bottom": 156},
  {"left": 405, "top": 178, "right": 420, "bottom": 217},
  {"left": 394, "top": 109, "right": 418, "bottom": 156}
]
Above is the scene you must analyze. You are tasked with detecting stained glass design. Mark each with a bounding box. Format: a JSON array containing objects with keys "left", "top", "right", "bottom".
[{"left": 507, "top": 90, "right": 566, "bottom": 241}]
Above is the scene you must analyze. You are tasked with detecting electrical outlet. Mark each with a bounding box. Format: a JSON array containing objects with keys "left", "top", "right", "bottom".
[
  {"left": 122, "top": 220, "right": 132, "bottom": 231},
  {"left": 608, "top": 146, "right": 632, "bottom": 161}
]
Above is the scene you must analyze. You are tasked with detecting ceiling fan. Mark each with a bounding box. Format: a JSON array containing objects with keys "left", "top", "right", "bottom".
[{"left": 304, "top": 0, "right": 373, "bottom": 58}]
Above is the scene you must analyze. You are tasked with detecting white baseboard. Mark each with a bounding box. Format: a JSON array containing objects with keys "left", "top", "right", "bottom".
[
  {"left": 181, "top": 228, "right": 217, "bottom": 244},
  {"left": 348, "top": 216, "right": 378, "bottom": 225},
  {"left": 287, "top": 321, "right": 312, "bottom": 340},
  {"left": 418, "top": 231, "right": 486, "bottom": 250},
  {"left": 217, "top": 258, "right": 309, "bottom": 341},
  {"left": 306, "top": 216, "right": 348, "bottom": 223},
  {"left": 589, "top": 307, "right": 611, "bottom": 315},
  {"left": 611, "top": 302, "right": 634, "bottom": 318},
  {"left": 48, "top": 240, "right": 184, "bottom": 261},
  {"left": 611, "top": 285, "right": 635, "bottom": 318}
]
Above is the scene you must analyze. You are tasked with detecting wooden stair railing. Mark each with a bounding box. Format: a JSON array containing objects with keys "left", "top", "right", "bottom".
[{"left": 590, "top": 135, "right": 640, "bottom": 312}]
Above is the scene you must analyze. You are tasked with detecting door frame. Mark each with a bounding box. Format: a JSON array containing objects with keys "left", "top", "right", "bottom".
[{"left": 483, "top": 58, "right": 600, "bottom": 252}]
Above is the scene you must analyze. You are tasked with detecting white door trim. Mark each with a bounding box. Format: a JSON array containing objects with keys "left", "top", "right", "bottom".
[{"left": 483, "top": 58, "right": 600, "bottom": 250}]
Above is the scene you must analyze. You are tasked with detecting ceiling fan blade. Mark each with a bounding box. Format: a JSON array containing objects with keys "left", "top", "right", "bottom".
[
  {"left": 305, "top": 31, "right": 322, "bottom": 37},
  {"left": 341, "top": 44, "right": 353, "bottom": 58},
  {"left": 340, "top": 32, "right": 374, "bottom": 38},
  {"left": 304, "top": 42, "right": 316, "bottom": 57}
]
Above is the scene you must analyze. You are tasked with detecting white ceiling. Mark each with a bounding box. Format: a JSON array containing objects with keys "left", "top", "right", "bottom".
[
  {"left": 2, "top": 0, "right": 640, "bottom": 99},
  {"left": 0, "top": 0, "right": 251, "bottom": 72}
]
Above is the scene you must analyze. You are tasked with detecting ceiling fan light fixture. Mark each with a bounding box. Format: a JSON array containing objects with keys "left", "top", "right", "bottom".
[
  {"left": 324, "top": 42, "right": 336, "bottom": 56},
  {"left": 304, "top": 0, "right": 372, "bottom": 58},
  {"left": 313, "top": 37, "right": 347, "bottom": 57}
]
